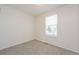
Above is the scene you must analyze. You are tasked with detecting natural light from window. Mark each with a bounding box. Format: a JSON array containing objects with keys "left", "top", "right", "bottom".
[{"left": 45, "top": 14, "right": 57, "bottom": 36}]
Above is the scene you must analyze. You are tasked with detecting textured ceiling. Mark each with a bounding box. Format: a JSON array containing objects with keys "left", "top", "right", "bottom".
[{"left": 9, "top": 4, "right": 63, "bottom": 16}]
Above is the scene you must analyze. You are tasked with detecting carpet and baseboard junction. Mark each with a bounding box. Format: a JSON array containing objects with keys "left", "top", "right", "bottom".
[{"left": 0, "top": 40, "right": 78, "bottom": 55}]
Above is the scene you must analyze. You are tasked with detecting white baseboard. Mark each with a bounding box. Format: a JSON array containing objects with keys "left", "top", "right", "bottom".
[
  {"left": 36, "top": 39, "right": 79, "bottom": 54},
  {"left": 0, "top": 39, "right": 34, "bottom": 50}
]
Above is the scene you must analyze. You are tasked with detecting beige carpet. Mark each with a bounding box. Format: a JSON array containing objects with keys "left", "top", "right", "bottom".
[{"left": 0, "top": 40, "right": 78, "bottom": 55}]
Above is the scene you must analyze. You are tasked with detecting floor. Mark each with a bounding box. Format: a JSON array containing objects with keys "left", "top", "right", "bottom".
[{"left": 0, "top": 40, "right": 78, "bottom": 55}]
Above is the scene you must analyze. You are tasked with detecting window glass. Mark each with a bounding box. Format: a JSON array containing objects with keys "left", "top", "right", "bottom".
[{"left": 45, "top": 14, "right": 57, "bottom": 36}]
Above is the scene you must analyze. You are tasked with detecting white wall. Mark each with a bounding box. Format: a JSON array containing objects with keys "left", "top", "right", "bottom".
[
  {"left": 0, "top": 5, "right": 35, "bottom": 50},
  {"left": 0, "top": 4, "right": 79, "bottom": 53},
  {"left": 35, "top": 5, "right": 79, "bottom": 53}
]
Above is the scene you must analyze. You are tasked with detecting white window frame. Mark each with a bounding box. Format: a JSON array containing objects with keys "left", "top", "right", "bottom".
[{"left": 45, "top": 14, "right": 58, "bottom": 37}]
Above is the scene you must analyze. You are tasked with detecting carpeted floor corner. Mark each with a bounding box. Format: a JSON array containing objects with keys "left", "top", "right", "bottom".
[{"left": 0, "top": 40, "right": 78, "bottom": 55}]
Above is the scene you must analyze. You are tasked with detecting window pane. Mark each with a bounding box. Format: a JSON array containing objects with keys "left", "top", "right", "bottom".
[
  {"left": 46, "top": 15, "right": 57, "bottom": 25},
  {"left": 45, "top": 14, "right": 57, "bottom": 36}
]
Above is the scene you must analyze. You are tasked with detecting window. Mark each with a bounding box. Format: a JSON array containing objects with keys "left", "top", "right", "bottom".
[{"left": 45, "top": 14, "right": 57, "bottom": 36}]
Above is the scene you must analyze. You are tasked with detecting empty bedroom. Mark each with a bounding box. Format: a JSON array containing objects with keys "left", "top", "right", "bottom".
[{"left": 0, "top": 4, "right": 79, "bottom": 55}]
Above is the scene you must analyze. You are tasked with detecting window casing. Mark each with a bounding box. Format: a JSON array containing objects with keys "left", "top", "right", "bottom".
[{"left": 45, "top": 14, "right": 57, "bottom": 36}]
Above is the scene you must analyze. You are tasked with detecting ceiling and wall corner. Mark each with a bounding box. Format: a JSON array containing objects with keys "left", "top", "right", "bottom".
[{"left": 7, "top": 4, "right": 64, "bottom": 16}]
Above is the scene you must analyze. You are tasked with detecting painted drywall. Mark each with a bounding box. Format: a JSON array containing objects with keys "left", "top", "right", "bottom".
[
  {"left": 35, "top": 5, "right": 79, "bottom": 53},
  {"left": 0, "top": 5, "right": 35, "bottom": 50}
]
